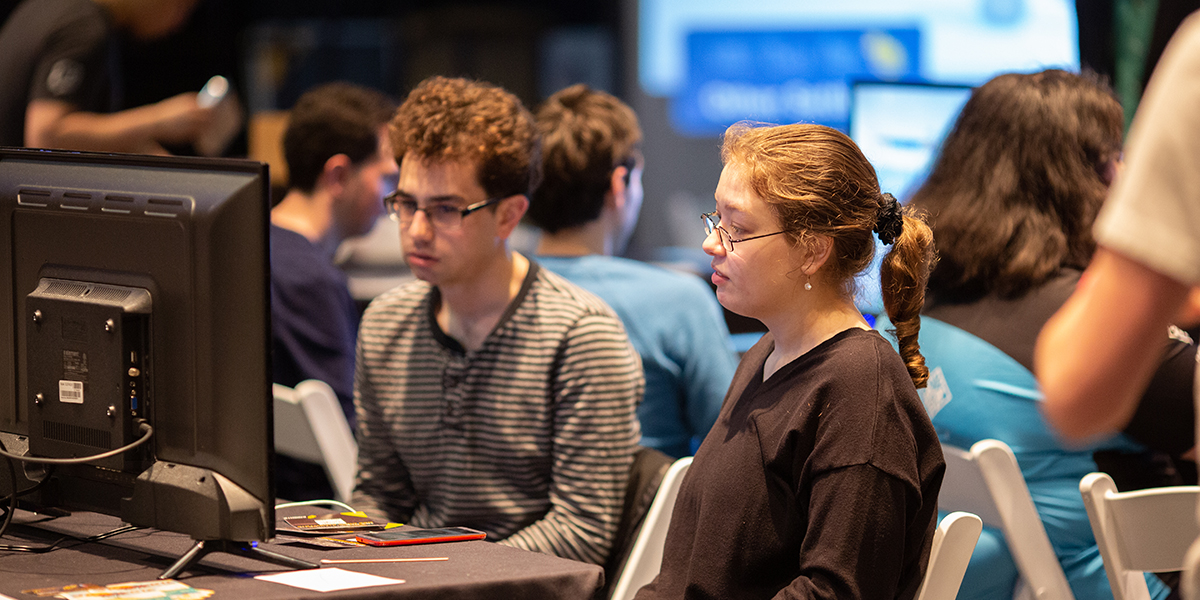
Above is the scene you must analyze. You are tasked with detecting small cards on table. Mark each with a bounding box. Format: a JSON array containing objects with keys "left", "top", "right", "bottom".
[
  {"left": 279, "top": 511, "right": 388, "bottom": 535},
  {"left": 21, "top": 580, "right": 212, "bottom": 599}
]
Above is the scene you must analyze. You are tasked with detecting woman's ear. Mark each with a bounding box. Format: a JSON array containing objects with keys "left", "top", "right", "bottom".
[{"left": 802, "top": 234, "right": 834, "bottom": 276}]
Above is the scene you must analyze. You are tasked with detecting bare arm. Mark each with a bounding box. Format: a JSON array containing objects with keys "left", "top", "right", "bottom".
[
  {"left": 1035, "top": 247, "right": 1190, "bottom": 441},
  {"left": 25, "top": 93, "right": 212, "bottom": 154}
]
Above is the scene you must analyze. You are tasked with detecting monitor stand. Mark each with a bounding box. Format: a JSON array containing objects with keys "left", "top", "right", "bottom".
[{"left": 160, "top": 539, "right": 317, "bottom": 580}]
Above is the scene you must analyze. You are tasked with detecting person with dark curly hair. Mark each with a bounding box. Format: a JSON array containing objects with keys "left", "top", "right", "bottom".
[
  {"left": 905, "top": 69, "right": 1192, "bottom": 600},
  {"left": 350, "top": 76, "right": 643, "bottom": 565},
  {"left": 635, "top": 122, "right": 943, "bottom": 600}
]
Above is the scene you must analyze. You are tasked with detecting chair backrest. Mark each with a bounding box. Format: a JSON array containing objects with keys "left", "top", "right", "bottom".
[
  {"left": 604, "top": 446, "right": 674, "bottom": 596},
  {"left": 609, "top": 456, "right": 693, "bottom": 600},
  {"left": 918, "top": 511, "right": 983, "bottom": 600},
  {"left": 941, "top": 439, "right": 1075, "bottom": 600},
  {"left": 273, "top": 379, "right": 359, "bottom": 502},
  {"left": 1080, "top": 472, "right": 1200, "bottom": 600}
]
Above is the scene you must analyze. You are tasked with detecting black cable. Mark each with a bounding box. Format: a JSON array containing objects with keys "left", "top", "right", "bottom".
[
  {"left": 0, "top": 461, "right": 56, "bottom": 541},
  {"left": 0, "top": 420, "right": 152, "bottom": 465},
  {"left": 0, "top": 464, "right": 53, "bottom": 506},
  {"left": 0, "top": 523, "right": 143, "bottom": 553},
  {"left": 0, "top": 446, "right": 15, "bottom": 540},
  {"left": 0, "top": 420, "right": 152, "bottom": 541}
]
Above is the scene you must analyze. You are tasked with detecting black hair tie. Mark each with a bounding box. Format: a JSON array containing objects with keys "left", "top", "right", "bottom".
[{"left": 873, "top": 192, "right": 903, "bottom": 246}]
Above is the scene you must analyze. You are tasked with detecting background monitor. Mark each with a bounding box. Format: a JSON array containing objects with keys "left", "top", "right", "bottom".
[
  {"left": 849, "top": 80, "right": 973, "bottom": 202},
  {"left": 0, "top": 148, "right": 290, "bottom": 571},
  {"left": 622, "top": 0, "right": 1079, "bottom": 267},
  {"left": 848, "top": 81, "right": 973, "bottom": 314}
]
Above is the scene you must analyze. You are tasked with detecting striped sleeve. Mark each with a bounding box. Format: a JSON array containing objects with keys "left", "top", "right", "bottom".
[
  {"left": 349, "top": 282, "right": 427, "bottom": 522},
  {"left": 499, "top": 308, "right": 643, "bottom": 563}
]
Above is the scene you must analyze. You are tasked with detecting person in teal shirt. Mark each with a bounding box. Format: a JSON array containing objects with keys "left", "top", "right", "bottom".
[
  {"left": 529, "top": 84, "right": 737, "bottom": 457},
  {"left": 887, "top": 69, "right": 1191, "bottom": 600}
]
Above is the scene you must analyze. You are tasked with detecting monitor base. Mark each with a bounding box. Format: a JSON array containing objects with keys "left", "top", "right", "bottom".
[{"left": 159, "top": 539, "right": 317, "bottom": 580}]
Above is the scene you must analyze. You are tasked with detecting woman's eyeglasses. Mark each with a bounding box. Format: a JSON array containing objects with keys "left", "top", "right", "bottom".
[{"left": 701, "top": 211, "right": 793, "bottom": 253}]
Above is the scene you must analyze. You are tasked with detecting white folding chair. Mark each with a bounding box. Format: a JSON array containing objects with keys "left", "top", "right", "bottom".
[
  {"left": 273, "top": 379, "right": 358, "bottom": 502},
  {"left": 1080, "top": 472, "right": 1200, "bottom": 600},
  {"left": 940, "top": 439, "right": 1075, "bottom": 600},
  {"left": 918, "top": 511, "right": 984, "bottom": 600},
  {"left": 609, "top": 456, "right": 693, "bottom": 600}
]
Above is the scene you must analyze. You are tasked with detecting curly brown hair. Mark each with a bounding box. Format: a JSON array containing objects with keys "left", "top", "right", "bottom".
[
  {"left": 390, "top": 76, "right": 542, "bottom": 199},
  {"left": 722, "top": 122, "right": 936, "bottom": 388}
]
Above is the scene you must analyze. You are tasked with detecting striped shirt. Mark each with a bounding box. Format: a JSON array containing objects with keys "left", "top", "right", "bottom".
[{"left": 351, "top": 262, "right": 643, "bottom": 565}]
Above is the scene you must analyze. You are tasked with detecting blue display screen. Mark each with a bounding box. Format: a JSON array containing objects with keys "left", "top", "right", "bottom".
[
  {"left": 671, "top": 29, "right": 923, "bottom": 135},
  {"left": 641, "top": 0, "right": 1079, "bottom": 138}
]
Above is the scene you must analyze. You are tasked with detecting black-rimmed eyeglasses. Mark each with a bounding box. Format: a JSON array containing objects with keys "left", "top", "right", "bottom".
[
  {"left": 384, "top": 191, "right": 503, "bottom": 230},
  {"left": 701, "top": 211, "right": 793, "bottom": 253}
]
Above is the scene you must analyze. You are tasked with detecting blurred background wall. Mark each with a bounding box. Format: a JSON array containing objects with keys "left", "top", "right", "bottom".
[{"left": 8, "top": 0, "right": 1195, "bottom": 309}]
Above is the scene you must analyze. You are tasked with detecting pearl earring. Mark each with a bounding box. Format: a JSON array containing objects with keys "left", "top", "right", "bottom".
[{"left": 804, "top": 280, "right": 812, "bottom": 291}]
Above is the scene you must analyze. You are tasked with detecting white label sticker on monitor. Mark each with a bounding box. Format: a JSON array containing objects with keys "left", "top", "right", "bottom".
[{"left": 59, "top": 380, "right": 84, "bottom": 404}]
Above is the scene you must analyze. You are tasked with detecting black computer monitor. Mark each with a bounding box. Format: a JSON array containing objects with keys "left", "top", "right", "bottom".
[{"left": 0, "top": 148, "right": 310, "bottom": 576}]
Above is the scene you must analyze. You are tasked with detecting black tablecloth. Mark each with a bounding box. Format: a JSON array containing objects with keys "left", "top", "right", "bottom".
[{"left": 0, "top": 509, "right": 603, "bottom": 599}]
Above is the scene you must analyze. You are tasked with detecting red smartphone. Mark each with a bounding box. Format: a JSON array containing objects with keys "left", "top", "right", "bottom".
[{"left": 355, "top": 526, "right": 487, "bottom": 547}]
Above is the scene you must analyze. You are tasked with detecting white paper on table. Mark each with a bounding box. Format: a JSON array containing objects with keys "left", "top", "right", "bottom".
[{"left": 254, "top": 567, "right": 404, "bottom": 592}]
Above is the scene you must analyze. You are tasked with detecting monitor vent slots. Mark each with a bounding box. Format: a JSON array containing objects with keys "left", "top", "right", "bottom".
[
  {"left": 61, "top": 192, "right": 92, "bottom": 210},
  {"left": 44, "top": 420, "right": 112, "bottom": 449},
  {"left": 42, "top": 280, "right": 90, "bottom": 298},
  {"left": 11, "top": 188, "right": 192, "bottom": 217},
  {"left": 40, "top": 281, "right": 135, "bottom": 303},
  {"left": 86, "top": 285, "right": 135, "bottom": 303},
  {"left": 17, "top": 189, "right": 51, "bottom": 206}
]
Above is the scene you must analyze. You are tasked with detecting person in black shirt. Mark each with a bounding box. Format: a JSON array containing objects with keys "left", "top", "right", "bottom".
[
  {"left": 0, "top": 0, "right": 212, "bottom": 153},
  {"left": 635, "top": 123, "right": 943, "bottom": 600}
]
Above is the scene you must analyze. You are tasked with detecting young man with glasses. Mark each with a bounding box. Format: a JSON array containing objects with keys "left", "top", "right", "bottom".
[
  {"left": 528, "top": 84, "right": 737, "bottom": 458},
  {"left": 351, "top": 76, "right": 643, "bottom": 566}
]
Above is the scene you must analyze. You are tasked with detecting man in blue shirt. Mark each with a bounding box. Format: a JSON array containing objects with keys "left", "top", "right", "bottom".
[{"left": 529, "top": 84, "right": 738, "bottom": 457}]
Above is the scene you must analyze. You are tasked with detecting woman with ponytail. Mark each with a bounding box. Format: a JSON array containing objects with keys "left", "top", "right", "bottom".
[
  {"left": 908, "top": 69, "right": 1191, "bottom": 600},
  {"left": 634, "top": 122, "right": 943, "bottom": 600}
]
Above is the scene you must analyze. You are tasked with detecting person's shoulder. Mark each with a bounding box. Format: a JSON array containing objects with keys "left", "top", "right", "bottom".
[
  {"left": 1176, "top": 11, "right": 1200, "bottom": 50},
  {"left": 362, "top": 278, "right": 431, "bottom": 320},
  {"left": 805, "top": 330, "right": 937, "bottom": 471},
  {"left": 816, "top": 328, "right": 894, "bottom": 368},
  {"left": 530, "top": 263, "right": 618, "bottom": 316},
  {"left": 570, "top": 256, "right": 717, "bottom": 305},
  {"left": 803, "top": 328, "right": 918, "bottom": 396},
  {"left": 270, "top": 226, "right": 321, "bottom": 263},
  {"left": 608, "top": 257, "right": 711, "bottom": 288}
]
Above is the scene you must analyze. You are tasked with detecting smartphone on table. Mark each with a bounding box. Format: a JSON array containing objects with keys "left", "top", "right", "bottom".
[{"left": 356, "top": 526, "right": 487, "bottom": 547}]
